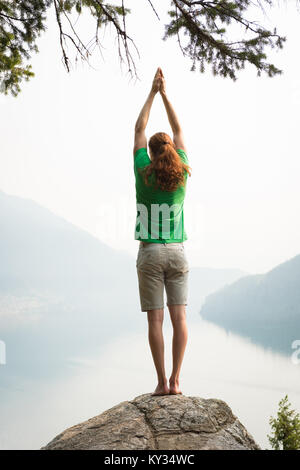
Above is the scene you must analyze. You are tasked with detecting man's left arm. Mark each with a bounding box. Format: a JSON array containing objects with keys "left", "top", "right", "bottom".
[{"left": 133, "top": 68, "right": 162, "bottom": 157}]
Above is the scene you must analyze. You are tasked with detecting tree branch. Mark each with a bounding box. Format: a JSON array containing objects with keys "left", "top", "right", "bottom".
[{"left": 146, "top": 0, "right": 160, "bottom": 20}]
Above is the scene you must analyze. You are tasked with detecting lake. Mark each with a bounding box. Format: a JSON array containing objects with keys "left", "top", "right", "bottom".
[{"left": 0, "top": 315, "right": 299, "bottom": 450}]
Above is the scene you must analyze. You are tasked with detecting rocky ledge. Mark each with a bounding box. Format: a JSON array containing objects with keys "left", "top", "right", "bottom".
[{"left": 42, "top": 393, "right": 260, "bottom": 450}]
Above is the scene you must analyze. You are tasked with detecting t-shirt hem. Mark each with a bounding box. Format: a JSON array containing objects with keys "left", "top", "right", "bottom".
[{"left": 135, "top": 238, "right": 188, "bottom": 243}]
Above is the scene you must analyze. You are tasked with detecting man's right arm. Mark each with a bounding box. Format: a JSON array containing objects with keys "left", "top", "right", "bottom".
[
  {"left": 160, "top": 91, "right": 186, "bottom": 153},
  {"left": 158, "top": 67, "right": 186, "bottom": 152}
]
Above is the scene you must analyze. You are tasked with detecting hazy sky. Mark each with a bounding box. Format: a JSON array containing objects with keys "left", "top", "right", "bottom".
[{"left": 1, "top": 0, "right": 300, "bottom": 273}]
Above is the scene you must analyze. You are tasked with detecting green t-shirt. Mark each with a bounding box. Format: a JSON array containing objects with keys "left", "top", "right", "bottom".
[{"left": 133, "top": 147, "right": 189, "bottom": 243}]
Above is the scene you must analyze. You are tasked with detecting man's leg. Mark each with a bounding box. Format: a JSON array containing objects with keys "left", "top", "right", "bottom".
[
  {"left": 147, "top": 308, "right": 169, "bottom": 396},
  {"left": 168, "top": 304, "right": 188, "bottom": 394}
]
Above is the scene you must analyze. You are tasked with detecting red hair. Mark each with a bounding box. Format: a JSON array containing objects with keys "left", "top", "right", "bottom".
[{"left": 139, "top": 132, "right": 192, "bottom": 192}]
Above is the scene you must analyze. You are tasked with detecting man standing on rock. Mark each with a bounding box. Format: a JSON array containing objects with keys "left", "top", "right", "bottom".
[{"left": 133, "top": 68, "right": 191, "bottom": 396}]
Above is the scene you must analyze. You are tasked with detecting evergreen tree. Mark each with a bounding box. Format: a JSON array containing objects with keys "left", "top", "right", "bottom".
[
  {"left": 0, "top": 0, "right": 52, "bottom": 96},
  {"left": 268, "top": 395, "right": 300, "bottom": 450},
  {"left": 0, "top": 1, "right": 299, "bottom": 96}
]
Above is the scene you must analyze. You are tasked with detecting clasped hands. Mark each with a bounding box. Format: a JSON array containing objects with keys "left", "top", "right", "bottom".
[{"left": 151, "top": 67, "right": 166, "bottom": 95}]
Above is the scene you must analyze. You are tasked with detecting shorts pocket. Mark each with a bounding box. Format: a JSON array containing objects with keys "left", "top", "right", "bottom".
[
  {"left": 136, "top": 246, "right": 161, "bottom": 272},
  {"left": 170, "top": 248, "right": 189, "bottom": 273},
  {"left": 136, "top": 248, "right": 142, "bottom": 268},
  {"left": 180, "top": 251, "right": 189, "bottom": 273}
]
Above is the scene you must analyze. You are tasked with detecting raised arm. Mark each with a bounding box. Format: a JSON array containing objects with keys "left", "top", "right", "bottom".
[
  {"left": 133, "top": 68, "right": 162, "bottom": 156},
  {"left": 159, "top": 68, "right": 187, "bottom": 153}
]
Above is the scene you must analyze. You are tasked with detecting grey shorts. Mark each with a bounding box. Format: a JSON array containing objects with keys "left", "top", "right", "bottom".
[{"left": 136, "top": 241, "right": 189, "bottom": 312}]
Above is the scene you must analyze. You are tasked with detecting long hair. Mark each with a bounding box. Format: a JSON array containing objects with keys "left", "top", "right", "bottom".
[{"left": 139, "top": 132, "right": 192, "bottom": 192}]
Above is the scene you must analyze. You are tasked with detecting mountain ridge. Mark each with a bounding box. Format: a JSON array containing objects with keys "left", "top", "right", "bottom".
[{"left": 200, "top": 253, "right": 300, "bottom": 354}]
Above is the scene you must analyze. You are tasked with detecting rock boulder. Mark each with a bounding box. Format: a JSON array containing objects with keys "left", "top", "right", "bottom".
[{"left": 42, "top": 393, "right": 260, "bottom": 450}]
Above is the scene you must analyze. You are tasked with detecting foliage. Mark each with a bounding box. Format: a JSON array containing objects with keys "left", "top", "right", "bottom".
[
  {"left": 0, "top": 1, "right": 298, "bottom": 96},
  {"left": 268, "top": 395, "right": 300, "bottom": 450},
  {"left": 0, "top": 0, "right": 52, "bottom": 96}
]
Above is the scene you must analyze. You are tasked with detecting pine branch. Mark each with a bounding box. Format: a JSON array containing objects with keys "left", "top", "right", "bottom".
[{"left": 165, "top": 0, "right": 286, "bottom": 79}]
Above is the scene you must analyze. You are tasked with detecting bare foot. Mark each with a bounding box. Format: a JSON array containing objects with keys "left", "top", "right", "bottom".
[
  {"left": 169, "top": 378, "right": 182, "bottom": 395},
  {"left": 151, "top": 382, "right": 170, "bottom": 396}
]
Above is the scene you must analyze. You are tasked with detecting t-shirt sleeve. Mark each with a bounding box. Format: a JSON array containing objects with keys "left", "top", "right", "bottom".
[
  {"left": 176, "top": 148, "right": 189, "bottom": 165},
  {"left": 134, "top": 147, "right": 151, "bottom": 172}
]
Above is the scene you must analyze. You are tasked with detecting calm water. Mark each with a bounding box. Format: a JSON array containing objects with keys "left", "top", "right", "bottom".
[{"left": 1, "top": 316, "right": 300, "bottom": 450}]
